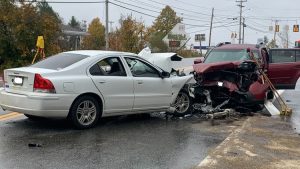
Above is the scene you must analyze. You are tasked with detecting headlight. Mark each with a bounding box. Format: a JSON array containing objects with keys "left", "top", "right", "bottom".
[{"left": 217, "top": 81, "right": 223, "bottom": 87}]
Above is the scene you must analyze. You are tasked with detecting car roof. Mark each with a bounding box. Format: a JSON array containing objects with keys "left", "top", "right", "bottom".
[
  {"left": 215, "top": 44, "right": 259, "bottom": 50},
  {"left": 64, "top": 50, "right": 136, "bottom": 57}
]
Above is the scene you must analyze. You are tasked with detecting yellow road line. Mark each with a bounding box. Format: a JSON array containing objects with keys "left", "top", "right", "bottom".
[{"left": 0, "top": 112, "right": 22, "bottom": 121}]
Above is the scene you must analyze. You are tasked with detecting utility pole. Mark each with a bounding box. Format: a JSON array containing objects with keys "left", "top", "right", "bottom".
[
  {"left": 273, "top": 20, "right": 278, "bottom": 46},
  {"left": 109, "top": 21, "right": 114, "bottom": 33},
  {"left": 208, "top": 8, "right": 214, "bottom": 47},
  {"left": 105, "top": 0, "right": 109, "bottom": 50},
  {"left": 236, "top": 0, "right": 246, "bottom": 44},
  {"left": 242, "top": 17, "right": 245, "bottom": 44}
]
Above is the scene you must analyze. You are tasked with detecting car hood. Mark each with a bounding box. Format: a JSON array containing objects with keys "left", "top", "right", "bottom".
[
  {"left": 138, "top": 47, "right": 183, "bottom": 73},
  {"left": 193, "top": 61, "right": 242, "bottom": 74}
]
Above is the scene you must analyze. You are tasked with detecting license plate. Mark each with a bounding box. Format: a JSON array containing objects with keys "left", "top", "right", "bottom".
[{"left": 13, "top": 77, "right": 23, "bottom": 85}]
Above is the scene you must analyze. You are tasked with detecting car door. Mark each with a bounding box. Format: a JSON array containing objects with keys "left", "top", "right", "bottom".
[
  {"left": 124, "top": 57, "right": 172, "bottom": 111},
  {"left": 268, "top": 49, "right": 300, "bottom": 89},
  {"left": 88, "top": 56, "right": 134, "bottom": 114}
]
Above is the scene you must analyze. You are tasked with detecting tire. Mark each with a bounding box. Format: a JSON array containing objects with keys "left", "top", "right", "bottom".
[
  {"left": 68, "top": 95, "right": 101, "bottom": 129},
  {"left": 171, "top": 91, "right": 193, "bottom": 116},
  {"left": 24, "top": 114, "right": 44, "bottom": 121}
]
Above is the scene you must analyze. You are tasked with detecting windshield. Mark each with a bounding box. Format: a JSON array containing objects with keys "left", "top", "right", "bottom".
[
  {"left": 30, "top": 53, "right": 89, "bottom": 70},
  {"left": 204, "top": 49, "right": 259, "bottom": 63}
]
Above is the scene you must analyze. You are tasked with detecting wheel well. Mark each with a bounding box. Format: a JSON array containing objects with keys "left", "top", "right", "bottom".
[{"left": 68, "top": 93, "right": 103, "bottom": 117}]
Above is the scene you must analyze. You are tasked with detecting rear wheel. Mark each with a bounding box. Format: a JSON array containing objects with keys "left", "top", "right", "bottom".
[
  {"left": 69, "top": 95, "right": 101, "bottom": 129},
  {"left": 171, "top": 91, "right": 193, "bottom": 116}
]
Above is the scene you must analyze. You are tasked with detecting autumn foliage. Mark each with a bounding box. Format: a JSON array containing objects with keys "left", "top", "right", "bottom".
[{"left": 0, "top": 0, "right": 61, "bottom": 70}]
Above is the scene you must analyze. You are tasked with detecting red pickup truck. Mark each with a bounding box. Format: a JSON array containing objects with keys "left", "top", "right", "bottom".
[
  {"left": 177, "top": 43, "right": 300, "bottom": 116},
  {"left": 195, "top": 43, "right": 300, "bottom": 89}
]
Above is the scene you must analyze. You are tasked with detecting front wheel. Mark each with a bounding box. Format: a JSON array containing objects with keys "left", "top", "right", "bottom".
[
  {"left": 68, "top": 96, "right": 101, "bottom": 129},
  {"left": 171, "top": 91, "right": 193, "bottom": 116}
]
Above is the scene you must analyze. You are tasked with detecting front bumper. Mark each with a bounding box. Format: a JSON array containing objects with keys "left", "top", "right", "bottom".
[{"left": 0, "top": 89, "right": 76, "bottom": 118}]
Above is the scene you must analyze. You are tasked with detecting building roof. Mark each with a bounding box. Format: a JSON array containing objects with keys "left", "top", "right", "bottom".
[{"left": 61, "top": 25, "right": 89, "bottom": 36}]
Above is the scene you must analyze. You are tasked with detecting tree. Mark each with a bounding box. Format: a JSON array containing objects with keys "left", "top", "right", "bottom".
[
  {"left": 147, "top": 6, "right": 182, "bottom": 52},
  {"left": 118, "top": 16, "right": 144, "bottom": 53},
  {"left": 152, "top": 6, "right": 182, "bottom": 35},
  {"left": 0, "top": 1, "right": 62, "bottom": 70},
  {"left": 109, "top": 15, "right": 145, "bottom": 53},
  {"left": 82, "top": 18, "right": 105, "bottom": 50},
  {"left": 68, "top": 16, "right": 80, "bottom": 28}
]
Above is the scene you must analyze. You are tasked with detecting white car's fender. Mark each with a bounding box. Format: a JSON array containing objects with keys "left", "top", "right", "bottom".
[{"left": 170, "top": 74, "right": 194, "bottom": 103}]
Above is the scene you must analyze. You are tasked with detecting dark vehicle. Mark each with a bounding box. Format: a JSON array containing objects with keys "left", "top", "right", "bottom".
[
  {"left": 195, "top": 43, "right": 300, "bottom": 89},
  {"left": 190, "top": 58, "right": 270, "bottom": 114},
  {"left": 268, "top": 48, "right": 300, "bottom": 89}
]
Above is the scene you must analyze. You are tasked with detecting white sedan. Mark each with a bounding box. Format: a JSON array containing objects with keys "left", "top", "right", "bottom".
[{"left": 0, "top": 51, "right": 192, "bottom": 129}]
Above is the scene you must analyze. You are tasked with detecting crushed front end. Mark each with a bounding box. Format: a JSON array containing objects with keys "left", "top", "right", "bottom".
[{"left": 190, "top": 60, "right": 270, "bottom": 114}]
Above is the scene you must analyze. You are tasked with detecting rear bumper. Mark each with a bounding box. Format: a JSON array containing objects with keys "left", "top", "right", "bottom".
[{"left": 0, "top": 89, "right": 76, "bottom": 118}]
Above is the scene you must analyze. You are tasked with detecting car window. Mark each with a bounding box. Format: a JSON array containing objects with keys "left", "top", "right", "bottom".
[
  {"left": 31, "top": 53, "right": 88, "bottom": 70},
  {"left": 90, "top": 57, "right": 126, "bottom": 76},
  {"left": 270, "top": 50, "right": 296, "bottom": 63},
  {"left": 296, "top": 51, "right": 300, "bottom": 62},
  {"left": 125, "top": 57, "right": 160, "bottom": 78},
  {"left": 204, "top": 49, "right": 259, "bottom": 63}
]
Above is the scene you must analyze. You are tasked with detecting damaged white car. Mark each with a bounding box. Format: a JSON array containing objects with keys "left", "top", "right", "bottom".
[{"left": 0, "top": 50, "right": 192, "bottom": 129}]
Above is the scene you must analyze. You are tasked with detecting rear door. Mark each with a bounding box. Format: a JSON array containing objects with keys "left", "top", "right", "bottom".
[
  {"left": 124, "top": 57, "right": 172, "bottom": 111},
  {"left": 268, "top": 49, "right": 300, "bottom": 89},
  {"left": 88, "top": 56, "right": 134, "bottom": 114}
]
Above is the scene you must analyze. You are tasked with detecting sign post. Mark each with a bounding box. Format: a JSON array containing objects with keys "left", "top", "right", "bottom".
[
  {"left": 163, "top": 23, "right": 189, "bottom": 51},
  {"left": 32, "top": 36, "right": 45, "bottom": 64},
  {"left": 195, "top": 34, "right": 205, "bottom": 56}
]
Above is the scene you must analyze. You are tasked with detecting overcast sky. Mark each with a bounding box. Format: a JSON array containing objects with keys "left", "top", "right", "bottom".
[{"left": 50, "top": 0, "right": 300, "bottom": 47}]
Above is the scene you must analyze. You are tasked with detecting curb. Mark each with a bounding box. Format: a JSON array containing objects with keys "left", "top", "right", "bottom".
[{"left": 197, "top": 118, "right": 251, "bottom": 168}]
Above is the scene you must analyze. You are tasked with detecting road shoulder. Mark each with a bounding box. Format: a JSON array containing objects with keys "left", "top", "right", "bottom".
[{"left": 197, "top": 115, "right": 300, "bottom": 169}]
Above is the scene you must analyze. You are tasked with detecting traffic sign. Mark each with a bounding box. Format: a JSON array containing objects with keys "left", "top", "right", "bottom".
[
  {"left": 195, "top": 34, "right": 205, "bottom": 41},
  {"left": 169, "top": 41, "right": 180, "bottom": 47},
  {"left": 275, "top": 25, "right": 280, "bottom": 32},
  {"left": 293, "top": 25, "right": 299, "bottom": 32}
]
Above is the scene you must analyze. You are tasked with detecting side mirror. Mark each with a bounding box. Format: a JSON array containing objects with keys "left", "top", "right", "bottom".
[
  {"left": 194, "top": 58, "right": 203, "bottom": 64},
  {"left": 160, "top": 71, "right": 170, "bottom": 78}
]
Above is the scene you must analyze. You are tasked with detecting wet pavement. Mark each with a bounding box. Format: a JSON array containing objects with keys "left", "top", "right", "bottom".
[
  {"left": 0, "top": 113, "right": 242, "bottom": 169},
  {"left": 276, "top": 89, "right": 300, "bottom": 133}
]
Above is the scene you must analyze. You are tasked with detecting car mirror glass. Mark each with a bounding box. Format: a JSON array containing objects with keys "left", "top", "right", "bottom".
[{"left": 161, "top": 71, "right": 170, "bottom": 78}]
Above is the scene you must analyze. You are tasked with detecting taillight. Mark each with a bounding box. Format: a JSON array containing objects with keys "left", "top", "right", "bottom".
[{"left": 33, "top": 74, "right": 56, "bottom": 93}]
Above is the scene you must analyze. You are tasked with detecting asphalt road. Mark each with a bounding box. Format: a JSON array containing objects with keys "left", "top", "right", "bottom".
[{"left": 0, "top": 113, "right": 239, "bottom": 169}]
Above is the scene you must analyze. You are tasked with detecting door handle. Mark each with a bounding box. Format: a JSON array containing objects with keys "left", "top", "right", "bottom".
[
  {"left": 98, "top": 80, "right": 106, "bottom": 84},
  {"left": 137, "top": 80, "right": 143, "bottom": 84}
]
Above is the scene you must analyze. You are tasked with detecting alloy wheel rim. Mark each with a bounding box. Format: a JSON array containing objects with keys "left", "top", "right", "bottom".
[
  {"left": 173, "top": 93, "right": 190, "bottom": 114},
  {"left": 76, "top": 100, "right": 97, "bottom": 126}
]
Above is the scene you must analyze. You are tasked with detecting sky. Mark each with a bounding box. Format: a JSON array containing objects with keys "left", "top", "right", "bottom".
[{"left": 49, "top": 0, "right": 300, "bottom": 48}]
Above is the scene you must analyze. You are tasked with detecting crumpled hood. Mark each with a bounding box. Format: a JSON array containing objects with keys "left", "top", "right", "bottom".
[{"left": 193, "top": 61, "right": 241, "bottom": 74}]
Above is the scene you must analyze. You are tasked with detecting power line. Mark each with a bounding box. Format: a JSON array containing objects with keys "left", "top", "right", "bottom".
[
  {"left": 110, "top": 1, "right": 220, "bottom": 27},
  {"left": 20, "top": 0, "right": 105, "bottom": 3},
  {"left": 113, "top": 0, "right": 214, "bottom": 23},
  {"left": 112, "top": 0, "right": 159, "bottom": 14},
  {"left": 246, "top": 24, "right": 271, "bottom": 34},
  {"left": 143, "top": 0, "right": 212, "bottom": 17},
  {"left": 109, "top": 1, "right": 156, "bottom": 18},
  {"left": 187, "top": 23, "right": 239, "bottom": 34}
]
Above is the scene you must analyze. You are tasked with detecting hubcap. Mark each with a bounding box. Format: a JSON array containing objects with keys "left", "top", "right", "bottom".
[
  {"left": 76, "top": 100, "right": 97, "bottom": 126},
  {"left": 173, "top": 92, "right": 190, "bottom": 114}
]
